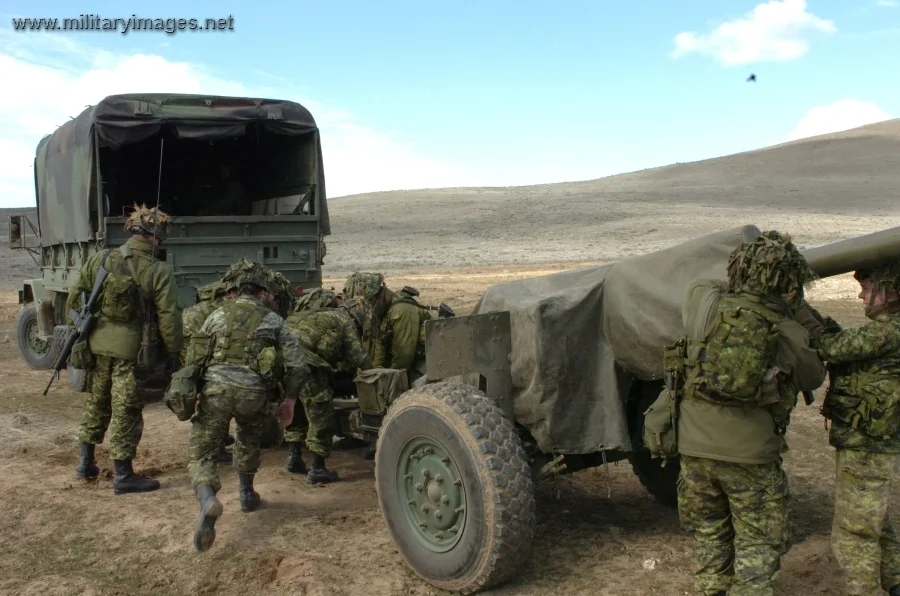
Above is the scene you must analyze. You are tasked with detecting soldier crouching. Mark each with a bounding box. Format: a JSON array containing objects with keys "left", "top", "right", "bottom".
[{"left": 184, "top": 259, "right": 312, "bottom": 552}]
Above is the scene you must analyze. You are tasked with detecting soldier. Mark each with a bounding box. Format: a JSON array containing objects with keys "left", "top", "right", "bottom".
[
  {"left": 184, "top": 259, "right": 312, "bottom": 552},
  {"left": 814, "top": 261, "right": 900, "bottom": 596},
  {"left": 68, "top": 203, "right": 183, "bottom": 494},
  {"left": 283, "top": 288, "right": 372, "bottom": 483},
  {"left": 342, "top": 272, "right": 429, "bottom": 384},
  {"left": 181, "top": 280, "right": 235, "bottom": 464},
  {"left": 675, "top": 230, "right": 826, "bottom": 596}
]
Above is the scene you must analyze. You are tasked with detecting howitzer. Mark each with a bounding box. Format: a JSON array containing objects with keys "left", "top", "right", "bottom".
[{"left": 42, "top": 254, "right": 110, "bottom": 395}]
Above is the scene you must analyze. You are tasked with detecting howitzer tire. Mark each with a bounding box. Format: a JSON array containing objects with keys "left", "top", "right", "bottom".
[
  {"left": 17, "top": 304, "right": 59, "bottom": 370},
  {"left": 375, "top": 382, "right": 535, "bottom": 594},
  {"left": 629, "top": 389, "right": 679, "bottom": 507}
]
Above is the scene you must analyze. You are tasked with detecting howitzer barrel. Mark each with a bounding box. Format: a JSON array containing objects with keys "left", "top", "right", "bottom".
[{"left": 801, "top": 226, "right": 900, "bottom": 279}]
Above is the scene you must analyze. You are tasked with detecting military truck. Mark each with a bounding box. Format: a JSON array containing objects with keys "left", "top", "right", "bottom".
[
  {"left": 327, "top": 223, "right": 900, "bottom": 594},
  {"left": 8, "top": 93, "right": 330, "bottom": 385}
]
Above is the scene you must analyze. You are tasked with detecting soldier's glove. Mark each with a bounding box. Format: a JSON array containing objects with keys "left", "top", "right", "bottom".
[{"left": 794, "top": 306, "right": 825, "bottom": 338}]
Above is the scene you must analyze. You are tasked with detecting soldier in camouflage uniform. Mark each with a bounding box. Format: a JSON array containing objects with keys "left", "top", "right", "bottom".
[
  {"left": 184, "top": 259, "right": 312, "bottom": 552},
  {"left": 283, "top": 288, "right": 372, "bottom": 483},
  {"left": 181, "top": 279, "right": 235, "bottom": 464},
  {"left": 68, "top": 203, "right": 183, "bottom": 494},
  {"left": 815, "top": 260, "right": 900, "bottom": 596},
  {"left": 675, "top": 230, "right": 826, "bottom": 596},
  {"left": 342, "top": 272, "right": 429, "bottom": 383}
]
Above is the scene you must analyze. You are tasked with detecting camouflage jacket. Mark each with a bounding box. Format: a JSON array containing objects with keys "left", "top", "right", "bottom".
[
  {"left": 285, "top": 308, "right": 372, "bottom": 371},
  {"left": 188, "top": 295, "right": 309, "bottom": 398},
  {"left": 677, "top": 283, "right": 826, "bottom": 464},
  {"left": 178, "top": 298, "right": 225, "bottom": 367},
  {"left": 374, "top": 290, "right": 429, "bottom": 377},
  {"left": 66, "top": 237, "right": 183, "bottom": 362},
  {"left": 819, "top": 312, "right": 900, "bottom": 452}
]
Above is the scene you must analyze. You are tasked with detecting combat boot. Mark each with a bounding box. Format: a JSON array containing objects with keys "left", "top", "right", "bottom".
[
  {"left": 74, "top": 442, "right": 99, "bottom": 480},
  {"left": 238, "top": 474, "right": 261, "bottom": 513},
  {"left": 889, "top": 583, "right": 900, "bottom": 596},
  {"left": 112, "top": 459, "right": 160, "bottom": 494},
  {"left": 193, "top": 484, "right": 223, "bottom": 552},
  {"left": 307, "top": 453, "right": 339, "bottom": 484},
  {"left": 363, "top": 445, "right": 376, "bottom": 460},
  {"left": 283, "top": 442, "right": 307, "bottom": 474}
]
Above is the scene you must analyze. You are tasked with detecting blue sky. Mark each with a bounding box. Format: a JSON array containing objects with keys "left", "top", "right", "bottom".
[{"left": 0, "top": 0, "right": 897, "bottom": 207}]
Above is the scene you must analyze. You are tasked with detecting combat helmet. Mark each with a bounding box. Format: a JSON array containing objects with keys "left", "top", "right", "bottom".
[
  {"left": 726, "top": 230, "right": 817, "bottom": 305},
  {"left": 221, "top": 258, "right": 271, "bottom": 293},
  {"left": 294, "top": 287, "right": 337, "bottom": 314},
  {"left": 265, "top": 269, "right": 295, "bottom": 317},
  {"left": 342, "top": 272, "right": 385, "bottom": 304},
  {"left": 124, "top": 202, "right": 173, "bottom": 241},
  {"left": 854, "top": 259, "right": 900, "bottom": 315}
]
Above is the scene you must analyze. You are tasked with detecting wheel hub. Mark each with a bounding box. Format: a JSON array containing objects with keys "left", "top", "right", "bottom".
[
  {"left": 26, "top": 319, "right": 50, "bottom": 357},
  {"left": 397, "top": 436, "right": 466, "bottom": 552}
]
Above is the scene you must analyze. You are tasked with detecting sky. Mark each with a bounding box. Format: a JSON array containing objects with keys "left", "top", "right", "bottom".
[{"left": 0, "top": 0, "right": 897, "bottom": 208}]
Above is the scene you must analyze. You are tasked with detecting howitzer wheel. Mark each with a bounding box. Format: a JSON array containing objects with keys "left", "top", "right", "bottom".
[
  {"left": 17, "top": 304, "right": 60, "bottom": 370},
  {"left": 375, "top": 382, "right": 535, "bottom": 594}
]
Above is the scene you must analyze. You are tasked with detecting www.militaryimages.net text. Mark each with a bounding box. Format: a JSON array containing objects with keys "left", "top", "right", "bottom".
[{"left": 10, "top": 15, "right": 234, "bottom": 34}]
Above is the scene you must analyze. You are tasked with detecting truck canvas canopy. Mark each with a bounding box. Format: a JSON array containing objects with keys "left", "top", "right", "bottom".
[{"left": 33, "top": 93, "right": 331, "bottom": 246}]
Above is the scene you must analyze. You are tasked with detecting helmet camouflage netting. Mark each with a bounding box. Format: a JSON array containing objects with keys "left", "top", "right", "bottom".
[
  {"left": 727, "top": 230, "right": 817, "bottom": 301},
  {"left": 294, "top": 287, "right": 337, "bottom": 313},
  {"left": 124, "top": 203, "right": 172, "bottom": 241},
  {"left": 342, "top": 272, "right": 385, "bottom": 303},
  {"left": 221, "top": 258, "right": 271, "bottom": 293}
]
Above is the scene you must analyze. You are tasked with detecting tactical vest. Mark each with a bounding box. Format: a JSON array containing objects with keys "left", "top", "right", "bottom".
[
  {"left": 98, "top": 245, "right": 146, "bottom": 324},
  {"left": 681, "top": 293, "right": 787, "bottom": 406},
  {"left": 188, "top": 301, "right": 283, "bottom": 386}
]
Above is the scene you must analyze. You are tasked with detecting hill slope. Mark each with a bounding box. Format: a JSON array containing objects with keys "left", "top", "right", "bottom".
[{"left": 2, "top": 119, "right": 899, "bottom": 286}]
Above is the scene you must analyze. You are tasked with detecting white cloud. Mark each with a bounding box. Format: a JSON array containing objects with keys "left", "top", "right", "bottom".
[
  {"left": 877, "top": 0, "right": 898, "bottom": 7},
  {"left": 785, "top": 99, "right": 893, "bottom": 141},
  {"left": 0, "top": 31, "right": 471, "bottom": 207},
  {"left": 671, "top": 0, "right": 837, "bottom": 65}
]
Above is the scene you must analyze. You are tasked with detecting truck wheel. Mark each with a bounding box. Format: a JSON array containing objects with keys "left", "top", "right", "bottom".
[
  {"left": 16, "top": 304, "right": 59, "bottom": 370},
  {"left": 629, "top": 389, "right": 679, "bottom": 507},
  {"left": 375, "top": 382, "right": 535, "bottom": 594}
]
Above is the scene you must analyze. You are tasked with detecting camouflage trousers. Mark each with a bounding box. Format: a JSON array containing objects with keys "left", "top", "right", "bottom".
[
  {"left": 187, "top": 380, "right": 269, "bottom": 493},
  {"left": 677, "top": 455, "right": 791, "bottom": 596},
  {"left": 77, "top": 356, "right": 142, "bottom": 461},
  {"left": 832, "top": 448, "right": 900, "bottom": 596},
  {"left": 283, "top": 369, "right": 334, "bottom": 457}
]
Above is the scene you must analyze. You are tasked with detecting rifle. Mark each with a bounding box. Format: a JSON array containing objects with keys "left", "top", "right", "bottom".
[
  {"left": 400, "top": 286, "right": 455, "bottom": 318},
  {"left": 42, "top": 254, "right": 110, "bottom": 395}
]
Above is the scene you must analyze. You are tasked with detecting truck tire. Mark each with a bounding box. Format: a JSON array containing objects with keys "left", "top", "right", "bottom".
[
  {"left": 16, "top": 304, "right": 60, "bottom": 370},
  {"left": 375, "top": 382, "right": 535, "bottom": 594},
  {"left": 629, "top": 388, "right": 680, "bottom": 507}
]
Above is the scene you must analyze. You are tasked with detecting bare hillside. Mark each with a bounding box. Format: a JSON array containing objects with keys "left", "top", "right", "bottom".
[
  {"left": 325, "top": 119, "right": 900, "bottom": 273},
  {"left": 2, "top": 119, "right": 899, "bottom": 287}
]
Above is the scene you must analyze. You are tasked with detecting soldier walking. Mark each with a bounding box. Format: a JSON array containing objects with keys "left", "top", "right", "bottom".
[
  {"left": 68, "top": 203, "right": 183, "bottom": 494},
  {"left": 183, "top": 259, "right": 311, "bottom": 552},
  {"left": 675, "top": 230, "right": 826, "bottom": 595},
  {"left": 815, "top": 261, "right": 900, "bottom": 596},
  {"left": 283, "top": 288, "right": 372, "bottom": 483}
]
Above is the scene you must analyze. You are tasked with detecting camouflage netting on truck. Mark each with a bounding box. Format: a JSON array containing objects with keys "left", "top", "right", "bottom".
[{"left": 472, "top": 225, "right": 761, "bottom": 455}]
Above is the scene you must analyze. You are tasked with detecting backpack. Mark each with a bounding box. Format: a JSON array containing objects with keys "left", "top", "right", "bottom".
[{"left": 684, "top": 293, "right": 785, "bottom": 404}]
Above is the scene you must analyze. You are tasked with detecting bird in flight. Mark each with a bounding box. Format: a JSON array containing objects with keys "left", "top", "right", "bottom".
[{"left": 747, "top": 73, "right": 756, "bottom": 82}]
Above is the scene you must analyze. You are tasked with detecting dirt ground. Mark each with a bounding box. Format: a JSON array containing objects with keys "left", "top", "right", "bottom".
[
  {"left": 2, "top": 120, "right": 900, "bottom": 595},
  {"left": 0, "top": 269, "right": 886, "bottom": 596}
]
